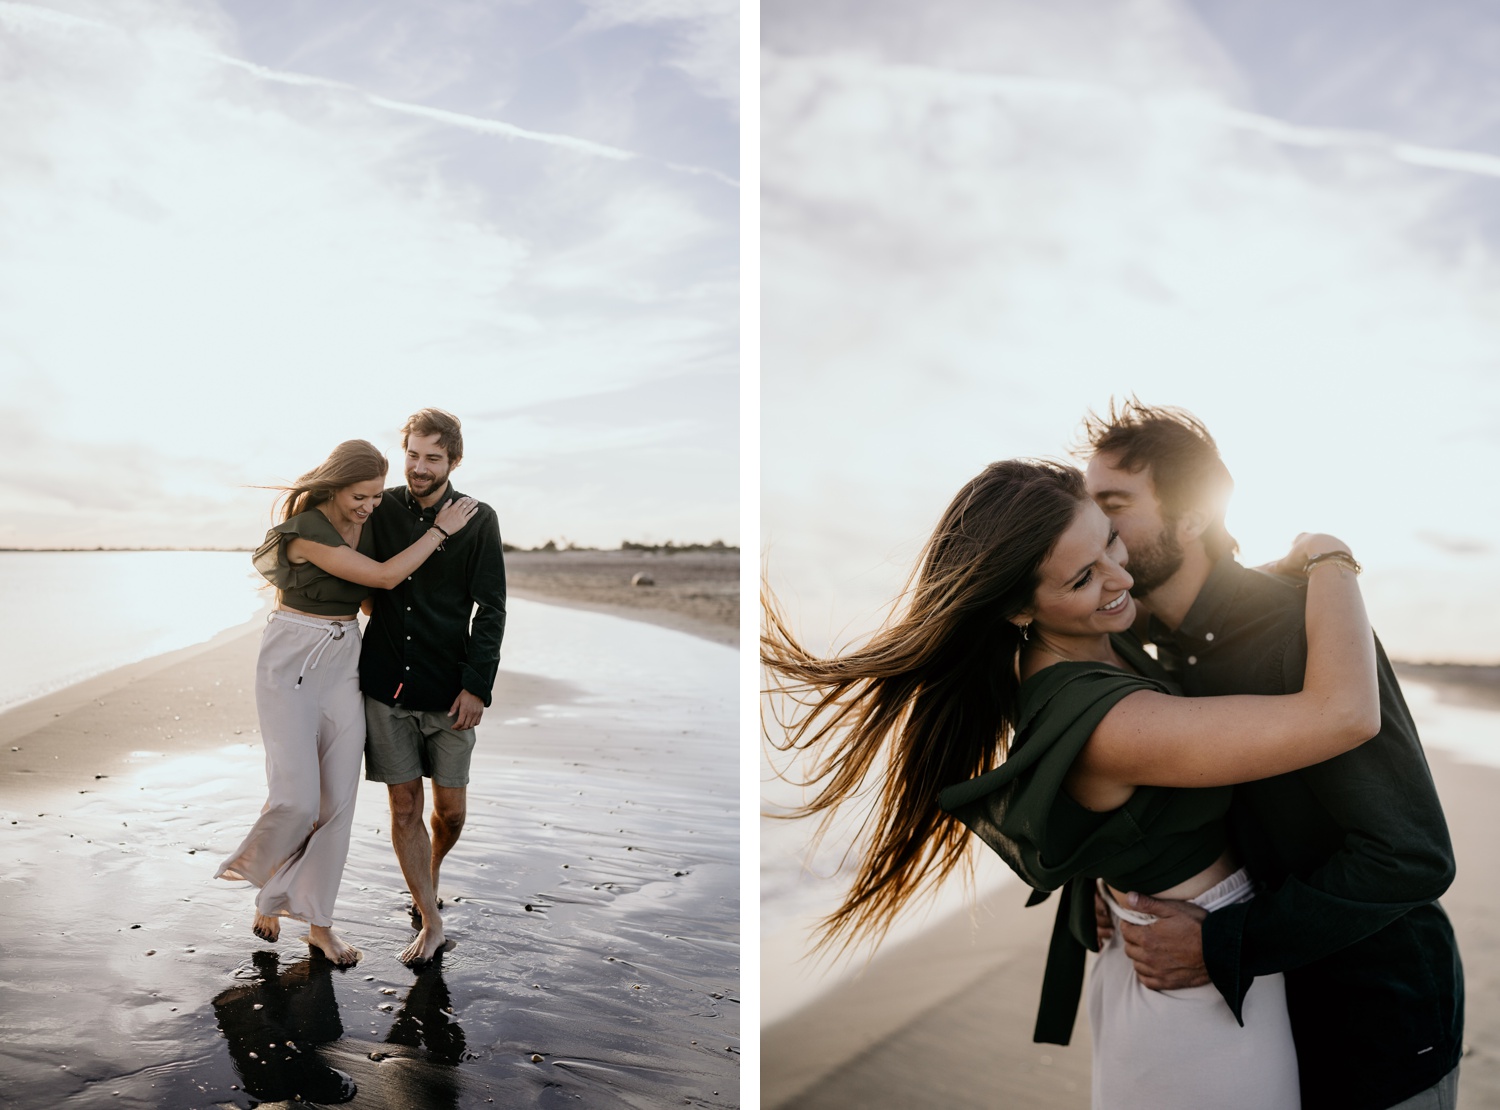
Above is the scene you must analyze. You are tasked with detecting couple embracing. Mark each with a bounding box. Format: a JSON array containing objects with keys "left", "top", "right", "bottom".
[
  {"left": 216, "top": 407, "right": 506, "bottom": 969},
  {"left": 765, "top": 400, "right": 1462, "bottom": 1109}
]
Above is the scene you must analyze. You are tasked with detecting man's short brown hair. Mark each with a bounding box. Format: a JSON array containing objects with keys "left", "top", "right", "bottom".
[
  {"left": 401, "top": 408, "right": 464, "bottom": 465},
  {"left": 1079, "top": 398, "right": 1238, "bottom": 559}
]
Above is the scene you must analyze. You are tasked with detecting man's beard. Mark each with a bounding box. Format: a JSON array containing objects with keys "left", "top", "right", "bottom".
[
  {"left": 407, "top": 468, "right": 447, "bottom": 494},
  {"left": 1126, "top": 524, "right": 1184, "bottom": 597}
]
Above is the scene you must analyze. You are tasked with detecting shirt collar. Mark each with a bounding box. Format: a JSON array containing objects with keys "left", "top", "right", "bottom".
[{"left": 1147, "top": 554, "right": 1244, "bottom": 648}]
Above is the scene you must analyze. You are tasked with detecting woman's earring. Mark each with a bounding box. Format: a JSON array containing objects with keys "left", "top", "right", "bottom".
[{"left": 1020, "top": 623, "right": 1030, "bottom": 642}]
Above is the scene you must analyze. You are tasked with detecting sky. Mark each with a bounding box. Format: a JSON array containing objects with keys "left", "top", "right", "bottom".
[
  {"left": 0, "top": 0, "right": 739, "bottom": 551},
  {"left": 762, "top": 0, "right": 1500, "bottom": 665}
]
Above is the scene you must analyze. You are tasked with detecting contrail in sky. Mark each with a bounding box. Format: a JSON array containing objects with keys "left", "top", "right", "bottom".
[
  {"left": 771, "top": 52, "right": 1500, "bottom": 182},
  {"left": 0, "top": 0, "right": 739, "bottom": 188}
]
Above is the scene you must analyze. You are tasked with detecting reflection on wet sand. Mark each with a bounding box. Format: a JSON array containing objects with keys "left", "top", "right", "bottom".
[
  {"left": 383, "top": 962, "right": 468, "bottom": 1066},
  {"left": 213, "top": 952, "right": 470, "bottom": 1108},
  {"left": 213, "top": 951, "right": 358, "bottom": 1104}
]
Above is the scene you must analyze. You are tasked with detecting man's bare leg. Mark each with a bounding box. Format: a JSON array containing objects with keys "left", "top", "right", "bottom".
[
  {"left": 306, "top": 923, "right": 360, "bottom": 966},
  {"left": 388, "top": 778, "right": 445, "bottom": 965},
  {"left": 429, "top": 784, "right": 468, "bottom": 896}
]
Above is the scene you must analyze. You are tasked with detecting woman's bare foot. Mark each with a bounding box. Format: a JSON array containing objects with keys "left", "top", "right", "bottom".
[
  {"left": 252, "top": 912, "right": 280, "bottom": 942},
  {"left": 305, "top": 924, "right": 361, "bottom": 966},
  {"left": 399, "top": 924, "right": 446, "bottom": 967}
]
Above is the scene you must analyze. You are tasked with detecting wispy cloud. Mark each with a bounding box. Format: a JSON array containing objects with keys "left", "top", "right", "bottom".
[
  {"left": 767, "top": 50, "right": 1500, "bottom": 184},
  {"left": 578, "top": 0, "right": 739, "bottom": 107},
  {"left": 1416, "top": 531, "right": 1495, "bottom": 557},
  {"left": 0, "top": 0, "right": 736, "bottom": 186},
  {"left": 0, "top": 0, "right": 738, "bottom": 549}
]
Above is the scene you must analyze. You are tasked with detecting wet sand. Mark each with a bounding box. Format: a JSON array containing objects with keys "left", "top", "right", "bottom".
[
  {"left": 506, "top": 551, "right": 738, "bottom": 648},
  {"left": 0, "top": 598, "right": 738, "bottom": 1109},
  {"left": 762, "top": 742, "right": 1500, "bottom": 1109}
]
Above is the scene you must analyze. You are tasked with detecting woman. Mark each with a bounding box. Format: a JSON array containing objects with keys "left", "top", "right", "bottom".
[
  {"left": 762, "top": 459, "right": 1378, "bottom": 1109},
  {"left": 216, "top": 440, "right": 477, "bottom": 966}
]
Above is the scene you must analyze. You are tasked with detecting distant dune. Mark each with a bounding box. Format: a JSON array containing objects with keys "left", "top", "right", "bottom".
[
  {"left": 1395, "top": 661, "right": 1500, "bottom": 711},
  {"left": 505, "top": 549, "right": 738, "bottom": 647}
]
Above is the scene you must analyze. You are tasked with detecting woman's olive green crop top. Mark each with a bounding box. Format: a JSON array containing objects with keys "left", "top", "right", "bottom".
[
  {"left": 252, "top": 510, "right": 374, "bottom": 616},
  {"left": 938, "top": 644, "right": 1231, "bottom": 1045}
]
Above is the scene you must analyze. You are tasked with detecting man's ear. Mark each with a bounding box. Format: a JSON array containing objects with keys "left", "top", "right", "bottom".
[{"left": 1174, "top": 508, "right": 1210, "bottom": 544}]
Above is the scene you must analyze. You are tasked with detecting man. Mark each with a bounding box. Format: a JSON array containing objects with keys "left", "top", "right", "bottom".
[
  {"left": 360, "top": 408, "right": 507, "bottom": 965},
  {"left": 1080, "top": 400, "right": 1462, "bottom": 1110}
]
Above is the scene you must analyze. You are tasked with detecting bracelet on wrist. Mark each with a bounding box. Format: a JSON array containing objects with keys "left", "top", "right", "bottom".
[
  {"left": 431, "top": 523, "right": 451, "bottom": 540},
  {"left": 1303, "top": 550, "right": 1361, "bottom": 576}
]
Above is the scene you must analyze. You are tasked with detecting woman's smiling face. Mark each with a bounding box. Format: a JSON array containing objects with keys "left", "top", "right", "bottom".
[
  {"left": 1021, "top": 499, "right": 1136, "bottom": 643},
  {"left": 327, "top": 478, "right": 385, "bottom": 528}
]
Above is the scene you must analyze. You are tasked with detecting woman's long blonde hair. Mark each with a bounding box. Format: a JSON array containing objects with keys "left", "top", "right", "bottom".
[
  {"left": 273, "top": 440, "right": 389, "bottom": 522},
  {"left": 762, "top": 460, "right": 1089, "bottom": 952}
]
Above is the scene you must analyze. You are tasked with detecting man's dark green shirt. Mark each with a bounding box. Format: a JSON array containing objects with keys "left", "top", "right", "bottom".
[
  {"left": 359, "top": 482, "right": 507, "bottom": 712},
  {"left": 1149, "top": 557, "right": 1463, "bottom": 1110}
]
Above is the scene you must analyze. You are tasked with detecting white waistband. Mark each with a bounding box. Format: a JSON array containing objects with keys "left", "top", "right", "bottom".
[
  {"left": 1100, "top": 866, "right": 1255, "bottom": 926},
  {"left": 268, "top": 610, "right": 359, "bottom": 630}
]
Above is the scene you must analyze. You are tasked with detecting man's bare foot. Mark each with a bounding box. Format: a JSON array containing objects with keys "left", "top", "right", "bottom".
[
  {"left": 252, "top": 912, "right": 280, "bottom": 942},
  {"left": 399, "top": 925, "right": 446, "bottom": 967},
  {"left": 409, "top": 897, "right": 445, "bottom": 930},
  {"left": 305, "top": 924, "right": 361, "bottom": 967}
]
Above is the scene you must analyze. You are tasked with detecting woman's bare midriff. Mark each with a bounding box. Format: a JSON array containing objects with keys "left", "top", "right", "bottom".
[
  {"left": 277, "top": 604, "right": 359, "bottom": 622},
  {"left": 1107, "top": 848, "right": 1237, "bottom": 905}
]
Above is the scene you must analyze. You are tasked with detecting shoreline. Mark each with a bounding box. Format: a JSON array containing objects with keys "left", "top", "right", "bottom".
[{"left": 0, "top": 552, "right": 739, "bottom": 798}]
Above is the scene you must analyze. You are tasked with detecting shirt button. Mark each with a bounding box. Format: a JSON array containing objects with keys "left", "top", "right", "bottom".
[
  {"left": 406, "top": 606, "right": 412, "bottom": 611},
  {"left": 406, "top": 636, "right": 411, "bottom": 640},
  {"left": 1205, "top": 632, "right": 1215, "bottom": 642},
  {"left": 1187, "top": 656, "right": 1198, "bottom": 665},
  {"left": 405, "top": 666, "right": 411, "bottom": 671},
  {"left": 407, "top": 576, "right": 413, "bottom": 581}
]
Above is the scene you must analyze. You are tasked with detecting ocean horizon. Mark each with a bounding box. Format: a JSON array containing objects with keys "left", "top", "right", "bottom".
[{"left": 0, "top": 551, "right": 269, "bottom": 712}]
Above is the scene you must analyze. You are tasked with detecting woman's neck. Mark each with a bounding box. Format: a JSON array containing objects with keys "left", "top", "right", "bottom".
[
  {"left": 316, "top": 504, "right": 362, "bottom": 545},
  {"left": 1020, "top": 631, "right": 1123, "bottom": 680}
]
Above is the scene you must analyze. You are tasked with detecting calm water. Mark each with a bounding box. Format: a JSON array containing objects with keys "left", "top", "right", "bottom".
[{"left": 0, "top": 551, "right": 267, "bottom": 711}]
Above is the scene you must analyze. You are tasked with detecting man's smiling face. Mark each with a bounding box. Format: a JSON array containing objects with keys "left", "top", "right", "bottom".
[
  {"left": 1085, "top": 451, "right": 1183, "bottom": 597},
  {"left": 405, "top": 432, "right": 453, "bottom": 500}
]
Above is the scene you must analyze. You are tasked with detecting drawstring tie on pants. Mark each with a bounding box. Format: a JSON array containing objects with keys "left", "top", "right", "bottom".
[{"left": 268, "top": 611, "right": 355, "bottom": 687}]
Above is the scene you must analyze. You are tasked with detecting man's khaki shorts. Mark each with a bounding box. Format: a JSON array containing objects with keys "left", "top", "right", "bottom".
[{"left": 363, "top": 696, "right": 476, "bottom": 788}]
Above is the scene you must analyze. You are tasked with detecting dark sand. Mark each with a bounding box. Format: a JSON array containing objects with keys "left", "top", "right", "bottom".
[
  {"left": 505, "top": 551, "right": 738, "bottom": 648},
  {"left": 0, "top": 597, "right": 738, "bottom": 1109},
  {"left": 763, "top": 743, "right": 1500, "bottom": 1109}
]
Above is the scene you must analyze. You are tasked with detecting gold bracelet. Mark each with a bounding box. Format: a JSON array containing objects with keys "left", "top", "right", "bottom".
[{"left": 1303, "top": 550, "right": 1361, "bottom": 576}]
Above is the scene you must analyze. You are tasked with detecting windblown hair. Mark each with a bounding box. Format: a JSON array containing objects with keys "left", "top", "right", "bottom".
[
  {"left": 401, "top": 407, "right": 464, "bottom": 465},
  {"left": 762, "top": 460, "right": 1090, "bottom": 952},
  {"left": 1078, "top": 397, "right": 1238, "bottom": 559},
  {"left": 273, "top": 440, "right": 389, "bottom": 522}
]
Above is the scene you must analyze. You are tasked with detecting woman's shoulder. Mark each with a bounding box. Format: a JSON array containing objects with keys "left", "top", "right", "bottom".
[
  {"left": 252, "top": 511, "right": 343, "bottom": 588},
  {"left": 1018, "top": 661, "right": 1167, "bottom": 729},
  {"left": 939, "top": 664, "right": 1167, "bottom": 815},
  {"left": 268, "top": 509, "right": 346, "bottom": 547}
]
